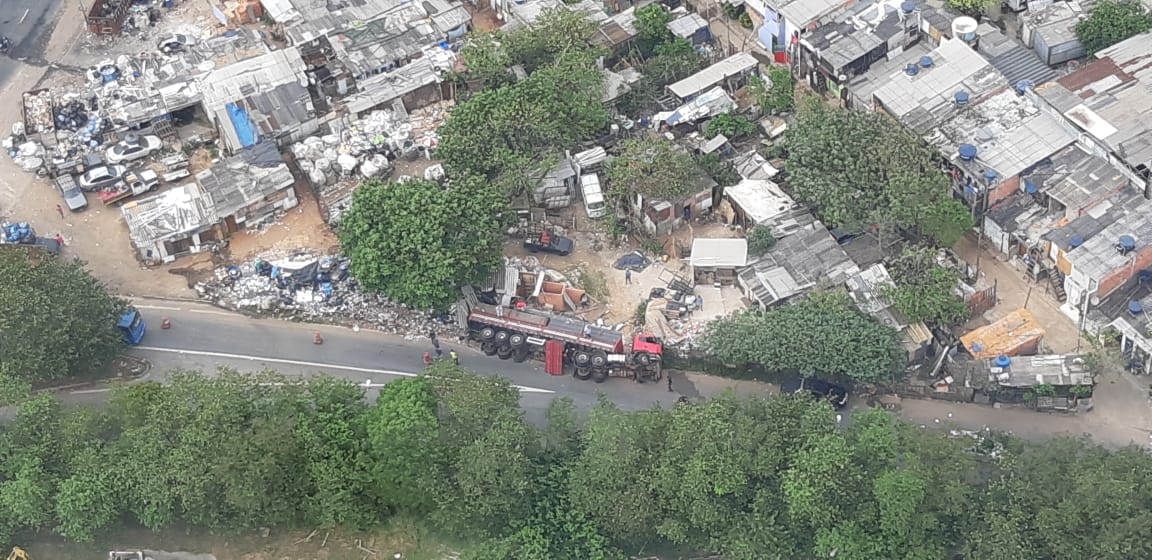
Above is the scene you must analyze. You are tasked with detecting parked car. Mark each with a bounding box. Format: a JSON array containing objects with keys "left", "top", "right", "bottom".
[
  {"left": 55, "top": 174, "right": 88, "bottom": 211},
  {"left": 524, "top": 228, "right": 574, "bottom": 256},
  {"left": 78, "top": 164, "right": 127, "bottom": 191},
  {"left": 158, "top": 34, "right": 197, "bottom": 54},
  {"left": 781, "top": 377, "right": 849, "bottom": 410},
  {"left": 105, "top": 135, "right": 163, "bottom": 164}
]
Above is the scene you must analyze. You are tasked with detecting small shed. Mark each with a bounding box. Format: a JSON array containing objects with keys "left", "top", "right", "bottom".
[
  {"left": 689, "top": 238, "right": 748, "bottom": 285},
  {"left": 984, "top": 354, "right": 1093, "bottom": 388},
  {"left": 666, "top": 13, "right": 712, "bottom": 45},
  {"left": 960, "top": 308, "right": 1045, "bottom": 359}
]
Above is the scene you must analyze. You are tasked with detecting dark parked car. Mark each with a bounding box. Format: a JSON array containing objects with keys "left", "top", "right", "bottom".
[
  {"left": 781, "top": 377, "right": 849, "bottom": 409},
  {"left": 524, "top": 228, "right": 573, "bottom": 256}
]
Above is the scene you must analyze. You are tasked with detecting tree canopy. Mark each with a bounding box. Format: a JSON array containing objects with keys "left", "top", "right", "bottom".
[
  {"left": 1075, "top": 0, "right": 1152, "bottom": 54},
  {"left": 884, "top": 246, "right": 969, "bottom": 326},
  {"left": 782, "top": 103, "right": 972, "bottom": 246},
  {"left": 0, "top": 251, "right": 128, "bottom": 399},
  {"left": 701, "top": 293, "right": 906, "bottom": 383},
  {"left": 605, "top": 137, "right": 700, "bottom": 203},
  {"left": 338, "top": 176, "right": 507, "bottom": 310},
  {"left": 4, "top": 366, "right": 1151, "bottom": 559},
  {"left": 459, "top": 8, "right": 602, "bottom": 88}
]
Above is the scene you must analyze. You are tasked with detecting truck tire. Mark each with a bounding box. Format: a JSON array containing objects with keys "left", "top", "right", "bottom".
[
  {"left": 509, "top": 332, "right": 526, "bottom": 347},
  {"left": 482, "top": 342, "right": 499, "bottom": 356},
  {"left": 496, "top": 345, "right": 514, "bottom": 360},
  {"left": 480, "top": 327, "right": 496, "bottom": 340},
  {"left": 635, "top": 352, "right": 651, "bottom": 365},
  {"left": 512, "top": 347, "right": 530, "bottom": 363},
  {"left": 574, "top": 350, "right": 591, "bottom": 366},
  {"left": 590, "top": 350, "right": 608, "bottom": 369},
  {"left": 592, "top": 369, "right": 608, "bottom": 383},
  {"left": 495, "top": 330, "right": 510, "bottom": 345},
  {"left": 574, "top": 367, "right": 592, "bottom": 380}
]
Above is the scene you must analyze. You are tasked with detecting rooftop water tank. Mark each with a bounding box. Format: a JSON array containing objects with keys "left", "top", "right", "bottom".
[
  {"left": 1069, "top": 235, "right": 1085, "bottom": 248},
  {"left": 958, "top": 144, "right": 977, "bottom": 161},
  {"left": 1130, "top": 301, "right": 1144, "bottom": 315},
  {"left": 994, "top": 355, "right": 1011, "bottom": 368},
  {"left": 952, "top": 17, "right": 978, "bottom": 43},
  {"left": 905, "top": 64, "right": 920, "bottom": 76},
  {"left": 983, "top": 169, "right": 999, "bottom": 182},
  {"left": 1120, "top": 235, "right": 1137, "bottom": 252},
  {"left": 954, "top": 90, "right": 970, "bottom": 106},
  {"left": 1015, "top": 80, "right": 1035, "bottom": 95},
  {"left": 919, "top": 56, "right": 934, "bottom": 68},
  {"left": 901, "top": 0, "right": 916, "bottom": 13}
]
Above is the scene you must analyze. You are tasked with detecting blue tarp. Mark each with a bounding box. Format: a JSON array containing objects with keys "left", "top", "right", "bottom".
[{"left": 226, "top": 102, "right": 259, "bottom": 147}]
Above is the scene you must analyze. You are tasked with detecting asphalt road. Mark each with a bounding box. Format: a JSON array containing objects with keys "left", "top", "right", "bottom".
[{"left": 102, "top": 298, "right": 681, "bottom": 419}]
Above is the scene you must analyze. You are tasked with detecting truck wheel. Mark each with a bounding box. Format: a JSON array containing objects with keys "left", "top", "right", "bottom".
[
  {"left": 591, "top": 351, "right": 608, "bottom": 368},
  {"left": 559, "top": 250, "right": 570, "bottom": 256},
  {"left": 495, "top": 330, "right": 510, "bottom": 345},
  {"left": 512, "top": 348, "right": 530, "bottom": 363},
  {"left": 480, "top": 327, "right": 496, "bottom": 340},
  {"left": 635, "top": 352, "right": 651, "bottom": 365},
  {"left": 574, "top": 367, "right": 592, "bottom": 380},
  {"left": 496, "top": 345, "right": 514, "bottom": 360},
  {"left": 592, "top": 369, "right": 608, "bottom": 383},
  {"left": 574, "top": 350, "right": 591, "bottom": 366},
  {"left": 509, "top": 333, "right": 526, "bottom": 347},
  {"left": 482, "top": 342, "right": 499, "bottom": 356}
]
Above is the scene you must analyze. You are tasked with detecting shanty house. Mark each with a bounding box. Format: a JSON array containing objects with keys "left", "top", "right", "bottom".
[
  {"left": 1032, "top": 31, "right": 1152, "bottom": 192},
  {"left": 720, "top": 178, "right": 797, "bottom": 229},
  {"left": 737, "top": 212, "right": 860, "bottom": 306},
  {"left": 1019, "top": 0, "right": 1090, "bottom": 67},
  {"left": 121, "top": 183, "right": 221, "bottom": 262},
  {"left": 746, "top": 0, "right": 855, "bottom": 52},
  {"left": 845, "top": 263, "right": 934, "bottom": 362},
  {"left": 196, "top": 142, "right": 298, "bottom": 232},
  {"left": 634, "top": 172, "right": 717, "bottom": 235},
  {"left": 667, "top": 13, "right": 712, "bottom": 46},
  {"left": 668, "top": 52, "right": 760, "bottom": 102},
  {"left": 689, "top": 238, "right": 748, "bottom": 285},
  {"left": 960, "top": 308, "right": 1045, "bottom": 359}
]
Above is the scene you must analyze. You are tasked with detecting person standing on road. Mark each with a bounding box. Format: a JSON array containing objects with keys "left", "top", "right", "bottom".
[
  {"left": 55, "top": 204, "right": 64, "bottom": 219},
  {"left": 667, "top": 374, "right": 674, "bottom": 392},
  {"left": 435, "top": 346, "right": 444, "bottom": 359},
  {"left": 55, "top": 234, "right": 65, "bottom": 247},
  {"left": 450, "top": 350, "right": 459, "bottom": 366},
  {"left": 625, "top": 269, "right": 632, "bottom": 285},
  {"left": 423, "top": 352, "right": 433, "bottom": 366}
]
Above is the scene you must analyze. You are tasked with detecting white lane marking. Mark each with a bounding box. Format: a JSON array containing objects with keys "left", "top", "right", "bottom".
[
  {"left": 133, "top": 346, "right": 556, "bottom": 394},
  {"left": 187, "top": 309, "right": 239, "bottom": 317},
  {"left": 20, "top": 8, "right": 29, "bottom": 23},
  {"left": 133, "top": 304, "right": 183, "bottom": 311}
]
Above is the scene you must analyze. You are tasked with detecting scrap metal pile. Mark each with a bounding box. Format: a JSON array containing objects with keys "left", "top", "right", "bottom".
[{"left": 196, "top": 251, "right": 459, "bottom": 337}]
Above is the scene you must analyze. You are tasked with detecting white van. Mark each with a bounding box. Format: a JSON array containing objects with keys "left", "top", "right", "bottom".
[{"left": 581, "top": 173, "right": 607, "bottom": 219}]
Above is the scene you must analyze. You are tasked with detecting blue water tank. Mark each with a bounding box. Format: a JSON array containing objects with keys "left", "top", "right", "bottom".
[
  {"left": 983, "top": 169, "right": 999, "bottom": 182},
  {"left": 1069, "top": 235, "right": 1085, "bottom": 248},
  {"left": 919, "top": 56, "right": 934, "bottom": 68},
  {"left": 905, "top": 64, "right": 920, "bottom": 76},
  {"left": 958, "top": 144, "right": 978, "bottom": 161},
  {"left": 901, "top": 0, "right": 916, "bottom": 12},
  {"left": 994, "top": 355, "right": 1011, "bottom": 368},
  {"left": 954, "top": 90, "right": 970, "bottom": 106},
  {"left": 1024, "top": 180, "right": 1037, "bottom": 194},
  {"left": 1120, "top": 235, "right": 1137, "bottom": 252},
  {"left": 1130, "top": 300, "right": 1145, "bottom": 315},
  {"left": 1139, "top": 270, "right": 1152, "bottom": 283},
  {"left": 1015, "top": 80, "right": 1035, "bottom": 95}
]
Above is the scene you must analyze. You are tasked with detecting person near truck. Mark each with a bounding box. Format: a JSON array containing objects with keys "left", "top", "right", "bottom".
[{"left": 450, "top": 350, "right": 459, "bottom": 366}]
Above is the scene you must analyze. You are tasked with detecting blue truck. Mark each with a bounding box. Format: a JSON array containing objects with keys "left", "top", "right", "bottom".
[{"left": 118, "top": 309, "right": 147, "bottom": 345}]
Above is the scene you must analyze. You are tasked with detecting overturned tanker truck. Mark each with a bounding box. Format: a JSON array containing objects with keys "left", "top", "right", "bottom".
[{"left": 457, "top": 287, "right": 664, "bottom": 382}]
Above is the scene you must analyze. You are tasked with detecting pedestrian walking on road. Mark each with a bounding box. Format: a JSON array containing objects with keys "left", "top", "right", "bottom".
[
  {"left": 625, "top": 269, "right": 632, "bottom": 285},
  {"left": 423, "top": 352, "right": 433, "bottom": 366},
  {"left": 435, "top": 346, "right": 444, "bottom": 359},
  {"left": 450, "top": 350, "right": 459, "bottom": 366},
  {"left": 431, "top": 335, "right": 441, "bottom": 351},
  {"left": 55, "top": 204, "right": 64, "bottom": 219},
  {"left": 55, "top": 234, "right": 65, "bottom": 247},
  {"left": 667, "top": 374, "right": 674, "bottom": 392}
]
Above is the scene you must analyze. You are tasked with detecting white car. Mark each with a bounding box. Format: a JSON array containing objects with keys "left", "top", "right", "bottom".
[
  {"left": 78, "top": 164, "right": 127, "bottom": 192},
  {"left": 106, "top": 135, "right": 163, "bottom": 164},
  {"left": 158, "top": 34, "right": 197, "bottom": 54}
]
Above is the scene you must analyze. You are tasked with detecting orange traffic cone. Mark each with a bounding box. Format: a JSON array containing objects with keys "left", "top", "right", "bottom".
[
  {"left": 313, "top": 331, "right": 324, "bottom": 345},
  {"left": 161, "top": 317, "right": 171, "bottom": 329}
]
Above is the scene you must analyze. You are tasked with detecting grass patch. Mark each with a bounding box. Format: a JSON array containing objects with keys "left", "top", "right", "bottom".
[{"left": 580, "top": 269, "right": 610, "bottom": 302}]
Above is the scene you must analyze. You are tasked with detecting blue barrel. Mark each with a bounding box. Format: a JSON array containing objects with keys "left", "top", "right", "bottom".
[
  {"left": 1130, "top": 301, "right": 1144, "bottom": 315},
  {"left": 994, "top": 355, "right": 1011, "bottom": 368}
]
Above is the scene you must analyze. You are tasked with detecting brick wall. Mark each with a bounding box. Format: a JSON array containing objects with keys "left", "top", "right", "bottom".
[{"left": 1098, "top": 245, "right": 1152, "bottom": 298}]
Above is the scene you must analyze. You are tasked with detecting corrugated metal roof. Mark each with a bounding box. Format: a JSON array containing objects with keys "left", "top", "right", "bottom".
[
  {"left": 737, "top": 215, "right": 860, "bottom": 306},
  {"left": 776, "top": 0, "right": 849, "bottom": 28},
  {"left": 872, "top": 38, "right": 1008, "bottom": 133},
  {"left": 960, "top": 308, "right": 1045, "bottom": 359},
  {"left": 121, "top": 183, "right": 218, "bottom": 247},
  {"left": 985, "top": 354, "right": 1093, "bottom": 387},
  {"left": 1064, "top": 195, "right": 1152, "bottom": 284},
  {"left": 344, "top": 55, "right": 440, "bottom": 114},
  {"left": 977, "top": 30, "right": 1058, "bottom": 87},
  {"left": 690, "top": 238, "right": 748, "bottom": 268},
  {"left": 668, "top": 52, "right": 759, "bottom": 100},
  {"left": 724, "top": 179, "right": 796, "bottom": 225},
  {"left": 1026, "top": 143, "right": 1129, "bottom": 214},
  {"left": 196, "top": 143, "right": 295, "bottom": 219},
  {"left": 667, "top": 12, "right": 708, "bottom": 39}
]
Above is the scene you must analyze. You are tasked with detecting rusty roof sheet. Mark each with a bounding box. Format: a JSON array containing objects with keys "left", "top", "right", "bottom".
[{"left": 960, "top": 308, "right": 1045, "bottom": 359}]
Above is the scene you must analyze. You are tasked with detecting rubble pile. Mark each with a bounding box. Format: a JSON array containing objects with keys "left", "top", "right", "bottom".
[
  {"left": 5, "top": 140, "right": 44, "bottom": 172},
  {"left": 22, "top": 91, "right": 54, "bottom": 133},
  {"left": 196, "top": 251, "right": 459, "bottom": 337},
  {"left": 408, "top": 100, "right": 454, "bottom": 151}
]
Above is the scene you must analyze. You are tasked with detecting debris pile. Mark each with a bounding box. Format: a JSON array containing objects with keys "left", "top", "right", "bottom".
[
  {"left": 22, "top": 91, "right": 54, "bottom": 133},
  {"left": 407, "top": 100, "right": 454, "bottom": 151},
  {"left": 196, "top": 251, "right": 459, "bottom": 337},
  {"left": 291, "top": 109, "right": 405, "bottom": 187},
  {"left": 1, "top": 222, "right": 36, "bottom": 244}
]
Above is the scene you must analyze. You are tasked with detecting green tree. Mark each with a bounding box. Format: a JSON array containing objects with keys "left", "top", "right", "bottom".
[
  {"left": 0, "top": 251, "right": 129, "bottom": 396},
  {"left": 701, "top": 293, "right": 906, "bottom": 383},
  {"left": 883, "top": 246, "right": 969, "bottom": 325},
  {"left": 705, "top": 112, "right": 758, "bottom": 139},
  {"left": 634, "top": 4, "right": 674, "bottom": 53},
  {"left": 460, "top": 31, "right": 516, "bottom": 89},
  {"left": 747, "top": 68, "right": 795, "bottom": 114},
  {"left": 946, "top": 0, "right": 997, "bottom": 17},
  {"left": 783, "top": 103, "right": 966, "bottom": 244},
  {"left": 505, "top": 8, "right": 602, "bottom": 71},
  {"left": 747, "top": 227, "right": 778, "bottom": 255},
  {"left": 365, "top": 377, "right": 443, "bottom": 516},
  {"left": 338, "top": 177, "right": 507, "bottom": 310},
  {"left": 1076, "top": 0, "right": 1152, "bottom": 53},
  {"left": 605, "top": 137, "right": 699, "bottom": 204}
]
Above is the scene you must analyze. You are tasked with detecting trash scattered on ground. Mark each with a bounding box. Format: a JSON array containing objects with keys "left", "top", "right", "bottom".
[{"left": 196, "top": 251, "right": 459, "bottom": 338}]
